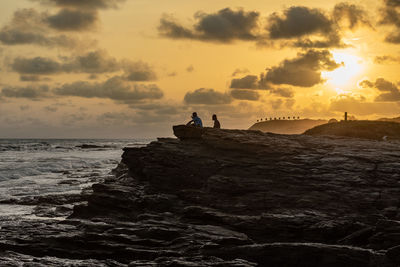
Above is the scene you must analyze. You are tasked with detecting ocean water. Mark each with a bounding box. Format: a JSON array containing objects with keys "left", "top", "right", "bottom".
[{"left": 0, "top": 139, "right": 152, "bottom": 220}]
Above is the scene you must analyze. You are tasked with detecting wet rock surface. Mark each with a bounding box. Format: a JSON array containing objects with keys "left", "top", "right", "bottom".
[{"left": 1, "top": 125, "right": 400, "bottom": 266}]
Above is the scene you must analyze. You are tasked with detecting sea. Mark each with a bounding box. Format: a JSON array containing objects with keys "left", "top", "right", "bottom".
[{"left": 0, "top": 139, "right": 153, "bottom": 222}]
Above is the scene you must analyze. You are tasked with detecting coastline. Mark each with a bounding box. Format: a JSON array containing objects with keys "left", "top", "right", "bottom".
[{"left": 0, "top": 126, "right": 399, "bottom": 266}]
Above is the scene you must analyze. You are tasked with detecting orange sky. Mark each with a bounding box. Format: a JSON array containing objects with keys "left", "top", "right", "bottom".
[{"left": 0, "top": 0, "right": 399, "bottom": 138}]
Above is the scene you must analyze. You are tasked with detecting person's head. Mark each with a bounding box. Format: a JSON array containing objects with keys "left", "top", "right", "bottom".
[
  {"left": 212, "top": 114, "right": 217, "bottom": 120},
  {"left": 192, "top": 112, "right": 197, "bottom": 118}
]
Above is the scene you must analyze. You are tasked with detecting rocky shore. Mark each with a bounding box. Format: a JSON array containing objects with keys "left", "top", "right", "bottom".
[{"left": 1, "top": 125, "right": 400, "bottom": 266}]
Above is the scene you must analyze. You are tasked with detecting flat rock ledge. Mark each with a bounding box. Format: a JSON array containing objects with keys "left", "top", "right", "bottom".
[{"left": 1, "top": 125, "right": 400, "bottom": 266}]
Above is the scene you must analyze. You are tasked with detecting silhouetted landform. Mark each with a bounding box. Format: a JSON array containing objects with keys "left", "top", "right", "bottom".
[
  {"left": 249, "top": 119, "right": 327, "bottom": 134},
  {"left": 1, "top": 125, "right": 399, "bottom": 266},
  {"left": 305, "top": 120, "right": 400, "bottom": 140},
  {"left": 378, "top": 117, "right": 400, "bottom": 123}
]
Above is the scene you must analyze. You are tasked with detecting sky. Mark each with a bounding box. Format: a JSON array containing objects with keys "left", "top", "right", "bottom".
[{"left": 0, "top": 0, "right": 400, "bottom": 138}]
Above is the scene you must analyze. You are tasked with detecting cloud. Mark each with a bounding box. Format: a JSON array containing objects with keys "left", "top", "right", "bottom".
[
  {"left": 46, "top": 9, "right": 98, "bottom": 31},
  {"left": 54, "top": 76, "right": 163, "bottom": 103},
  {"left": 12, "top": 57, "right": 62, "bottom": 75},
  {"left": 232, "top": 49, "right": 340, "bottom": 89},
  {"left": 333, "top": 2, "right": 372, "bottom": 30},
  {"left": 270, "top": 99, "right": 283, "bottom": 110},
  {"left": 2, "top": 85, "right": 50, "bottom": 99},
  {"left": 20, "top": 75, "right": 51, "bottom": 82},
  {"left": 159, "top": 8, "right": 260, "bottom": 43},
  {"left": 66, "top": 50, "right": 120, "bottom": 73},
  {"left": 184, "top": 88, "right": 232, "bottom": 105},
  {"left": 10, "top": 51, "right": 157, "bottom": 79},
  {"left": 267, "top": 6, "right": 333, "bottom": 39},
  {"left": 266, "top": 6, "right": 347, "bottom": 48},
  {"left": 265, "top": 49, "right": 340, "bottom": 87},
  {"left": 44, "top": 106, "right": 58, "bottom": 112},
  {"left": 374, "top": 55, "right": 400, "bottom": 64},
  {"left": 0, "top": 9, "right": 83, "bottom": 48},
  {"left": 271, "top": 87, "right": 294, "bottom": 98},
  {"left": 34, "top": 0, "right": 126, "bottom": 10},
  {"left": 360, "top": 78, "right": 400, "bottom": 101},
  {"left": 186, "top": 65, "right": 195, "bottom": 73},
  {"left": 230, "top": 74, "right": 270, "bottom": 89},
  {"left": 379, "top": 0, "right": 400, "bottom": 43},
  {"left": 20, "top": 105, "right": 31, "bottom": 111},
  {"left": 230, "top": 89, "right": 260, "bottom": 101},
  {"left": 231, "top": 68, "right": 249, "bottom": 77},
  {"left": 158, "top": 4, "right": 370, "bottom": 48},
  {"left": 122, "top": 61, "right": 157, "bottom": 81},
  {"left": 330, "top": 94, "right": 400, "bottom": 115}
]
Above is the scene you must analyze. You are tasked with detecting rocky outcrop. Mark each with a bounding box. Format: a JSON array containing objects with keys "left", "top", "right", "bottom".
[
  {"left": 1, "top": 125, "right": 400, "bottom": 266},
  {"left": 305, "top": 120, "right": 400, "bottom": 140},
  {"left": 249, "top": 119, "right": 327, "bottom": 134}
]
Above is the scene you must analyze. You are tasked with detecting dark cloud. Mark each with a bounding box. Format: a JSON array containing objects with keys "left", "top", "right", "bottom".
[
  {"left": 374, "top": 55, "right": 400, "bottom": 64},
  {"left": 12, "top": 57, "right": 62, "bottom": 75},
  {"left": 271, "top": 87, "right": 294, "bottom": 98},
  {"left": 230, "top": 74, "right": 270, "bottom": 89},
  {"left": 0, "top": 9, "right": 82, "bottom": 48},
  {"left": 122, "top": 61, "right": 157, "bottom": 81},
  {"left": 159, "top": 4, "right": 370, "bottom": 48},
  {"left": 380, "top": 0, "right": 400, "bottom": 43},
  {"left": 54, "top": 76, "right": 163, "bottom": 102},
  {"left": 67, "top": 50, "right": 119, "bottom": 73},
  {"left": 265, "top": 49, "right": 340, "bottom": 87},
  {"left": 230, "top": 89, "right": 260, "bottom": 101},
  {"left": 360, "top": 78, "right": 400, "bottom": 101},
  {"left": 184, "top": 88, "right": 232, "bottom": 105},
  {"left": 230, "top": 50, "right": 339, "bottom": 93},
  {"left": 333, "top": 2, "right": 372, "bottom": 30},
  {"left": 11, "top": 51, "right": 157, "bottom": 79},
  {"left": 2, "top": 85, "right": 50, "bottom": 99},
  {"left": 46, "top": 9, "right": 98, "bottom": 31},
  {"left": 268, "top": 6, "right": 332, "bottom": 39},
  {"left": 293, "top": 33, "right": 344, "bottom": 48},
  {"left": 266, "top": 6, "right": 346, "bottom": 48},
  {"left": 20, "top": 75, "right": 51, "bottom": 82},
  {"left": 34, "top": 0, "right": 125, "bottom": 10},
  {"left": 159, "top": 8, "right": 260, "bottom": 43}
]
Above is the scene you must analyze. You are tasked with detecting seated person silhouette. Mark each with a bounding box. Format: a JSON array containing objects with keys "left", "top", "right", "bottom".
[
  {"left": 212, "top": 114, "right": 220, "bottom": 129},
  {"left": 186, "top": 112, "right": 203, "bottom": 127}
]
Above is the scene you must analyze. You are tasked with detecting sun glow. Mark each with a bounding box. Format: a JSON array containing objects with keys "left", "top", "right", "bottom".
[{"left": 323, "top": 52, "right": 364, "bottom": 87}]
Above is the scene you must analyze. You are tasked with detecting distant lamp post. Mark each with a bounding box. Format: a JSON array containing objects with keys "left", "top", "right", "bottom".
[{"left": 345, "top": 112, "right": 348, "bottom": 122}]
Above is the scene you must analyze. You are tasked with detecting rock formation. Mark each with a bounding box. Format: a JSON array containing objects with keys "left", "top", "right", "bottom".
[
  {"left": 249, "top": 119, "right": 327, "bottom": 134},
  {"left": 305, "top": 120, "right": 400, "bottom": 140},
  {"left": 0, "top": 125, "right": 400, "bottom": 266}
]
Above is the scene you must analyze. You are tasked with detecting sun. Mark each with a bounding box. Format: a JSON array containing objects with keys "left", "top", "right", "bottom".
[{"left": 323, "top": 52, "right": 364, "bottom": 87}]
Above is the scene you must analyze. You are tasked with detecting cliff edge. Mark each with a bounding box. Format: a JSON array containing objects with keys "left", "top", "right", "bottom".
[
  {"left": 0, "top": 126, "right": 399, "bottom": 266},
  {"left": 249, "top": 119, "right": 327, "bottom": 134}
]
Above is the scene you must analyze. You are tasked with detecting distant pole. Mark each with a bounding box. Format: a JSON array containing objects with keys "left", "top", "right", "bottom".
[{"left": 345, "top": 112, "right": 348, "bottom": 121}]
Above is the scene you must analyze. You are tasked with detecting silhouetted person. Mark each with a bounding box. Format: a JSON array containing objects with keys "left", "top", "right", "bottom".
[
  {"left": 212, "top": 114, "right": 220, "bottom": 129},
  {"left": 187, "top": 112, "right": 203, "bottom": 127}
]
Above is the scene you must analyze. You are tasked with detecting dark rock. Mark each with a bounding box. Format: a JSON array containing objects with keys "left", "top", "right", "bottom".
[
  {"left": 1, "top": 125, "right": 400, "bottom": 266},
  {"left": 386, "top": 245, "right": 400, "bottom": 264}
]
